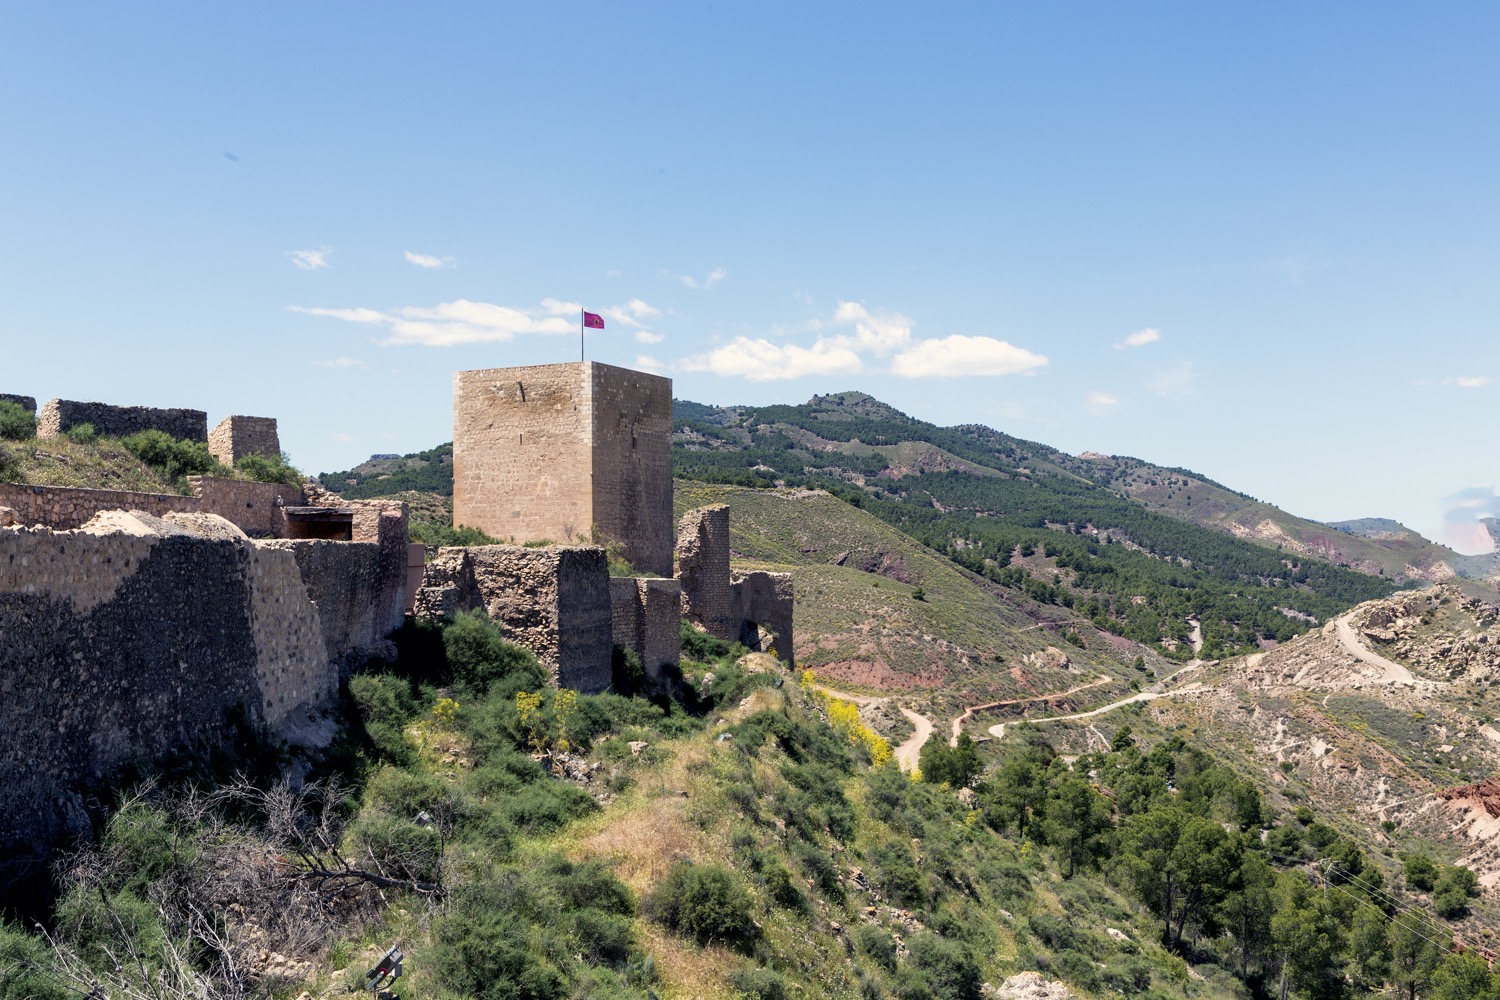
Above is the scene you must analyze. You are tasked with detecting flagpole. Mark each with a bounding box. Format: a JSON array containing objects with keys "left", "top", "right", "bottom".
[{"left": 580, "top": 308, "right": 585, "bottom": 362}]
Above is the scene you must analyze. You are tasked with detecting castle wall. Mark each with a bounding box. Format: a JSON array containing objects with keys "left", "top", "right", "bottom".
[
  {"left": 413, "top": 544, "right": 613, "bottom": 693},
  {"left": 209, "top": 415, "right": 281, "bottom": 466},
  {"left": 676, "top": 504, "right": 734, "bottom": 640},
  {"left": 0, "top": 514, "right": 336, "bottom": 857},
  {"left": 731, "top": 570, "right": 796, "bottom": 665},
  {"left": 610, "top": 576, "right": 682, "bottom": 678},
  {"left": 37, "top": 399, "right": 208, "bottom": 442},
  {"left": 588, "top": 364, "right": 673, "bottom": 576},
  {"left": 453, "top": 364, "right": 593, "bottom": 546},
  {"left": 0, "top": 393, "right": 36, "bottom": 413},
  {"left": 0, "top": 481, "right": 195, "bottom": 529},
  {"left": 260, "top": 539, "right": 386, "bottom": 674},
  {"left": 190, "top": 476, "right": 305, "bottom": 537}
]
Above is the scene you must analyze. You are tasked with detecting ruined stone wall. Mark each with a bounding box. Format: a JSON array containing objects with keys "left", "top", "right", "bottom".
[
  {"left": 0, "top": 513, "right": 335, "bottom": 858},
  {"left": 588, "top": 363, "right": 673, "bottom": 576},
  {"left": 37, "top": 399, "right": 208, "bottom": 442},
  {"left": 610, "top": 577, "right": 682, "bottom": 678},
  {"left": 413, "top": 544, "right": 612, "bottom": 692},
  {"left": 732, "top": 570, "right": 795, "bottom": 664},
  {"left": 676, "top": 505, "right": 734, "bottom": 640},
  {"left": 0, "top": 481, "right": 194, "bottom": 529},
  {"left": 260, "top": 539, "right": 387, "bottom": 673},
  {"left": 452, "top": 364, "right": 593, "bottom": 546},
  {"left": 190, "top": 476, "right": 305, "bottom": 537},
  {"left": 348, "top": 500, "right": 410, "bottom": 639},
  {"left": 0, "top": 393, "right": 35, "bottom": 413},
  {"left": 209, "top": 415, "right": 280, "bottom": 466}
]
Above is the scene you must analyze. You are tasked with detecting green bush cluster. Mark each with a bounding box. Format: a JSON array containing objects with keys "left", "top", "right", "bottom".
[
  {"left": 121, "top": 429, "right": 225, "bottom": 481},
  {"left": 0, "top": 401, "right": 35, "bottom": 441},
  {"left": 234, "top": 451, "right": 303, "bottom": 486},
  {"left": 646, "top": 861, "right": 757, "bottom": 950}
]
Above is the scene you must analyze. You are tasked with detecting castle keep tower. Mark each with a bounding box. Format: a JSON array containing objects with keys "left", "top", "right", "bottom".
[{"left": 452, "top": 361, "right": 674, "bottom": 577}]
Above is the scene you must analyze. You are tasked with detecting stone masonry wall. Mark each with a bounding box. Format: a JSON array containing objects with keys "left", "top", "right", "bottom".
[
  {"left": 0, "top": 478, "right": 306, "bottom": 537},
  {"left": 0, "top": 512, "right": 336, "bottom": 859},
  {"left": 588, "top": 363, "right": 674, "bottom": 576},
  {"left": 451, "top": 362, "right": 673, "bottom": 575},
  {"left": 260, "top": 539, "right": 387, "bottom": 673},
  {"left": 676, "top": 504, "right": 734, "bottom": 640},
  {"left": 413, "top": 544, "right": 612, "bottom": 693},
  {"left": 38, "top": 399, "right": 208, "bottom": 442},
  {"left": 453, "top": 364, "right": 593, "bottom": 547},
  {"left": 190, "top": 476, "right": 305, "bottom": 537},
  {"left": 0, "top": 394, "right": 36, "bottom": 413},
  {"left": 610, "top": 576, "right": 682, "bottom": 678},
  {"left": 209, "top": 415, "right": 280, "bottom": 466},
  {"left": 732, "top": 570, "right": 796, "bottom": 665},
  {"left": 0, "top": 481, "right": 194, "bottom": 530}
]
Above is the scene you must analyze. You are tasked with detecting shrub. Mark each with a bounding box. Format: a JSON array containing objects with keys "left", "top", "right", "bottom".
[
  {"left": 502, "top": 780, "right": 597, "bottom": 835},
  {"left": 61, "top": 422, "right": 96, "bottom": 443},
  {"left": 365, "top": 766, "right": 465, "bottom": 827},
  {"left": 897, "top": 933, "right": 982, "bottom": 1000},
  {"left": 727, "top": 967, "right": 790, "bottom": 1000},
  {"left": 873, "top": 841, "right": 925, "bottom": 909},
  {"left": 0, "top": 921, "right": 68, "bottom": 1000},
  {"left": 430, "top": 905, "right": 565, "bottom": 1000},
  {"left": 349, "top": 673, "right": 419, "bottom": 763},
  {"left": 681, "top": 619, "right": 733, "bottom": 661},
  {"left": 647, "top": 861, "right": 757, "bottom": 949},
  {"left": 234, "top": 452, "right": 303, "bottom": 486},
  {"left": 1402, "top": 853, "right": 1438, "bottom": 892},
  {"left": 855, "top": 924, "right": 898, "bottom": 973},
  {"left": 571, "top": 910, "right": 635, "bottom": 967},
  {"left": 611, "top": 644, "right": 646, "bottom": 697},
  {"left": 0, "top": 401, "right": 35, "bottom": 441},
  {"left": 121, "top": 429, "right": 223, "bottom": 480},
  {"left": 346, "top": 812, "right": 441, "bottom": 885},
  {"left": 444, "top": 610, "right": 548, "bottom": 697},
  {"left": 409, "top": 520, "right": 499, "bottom": 547}
]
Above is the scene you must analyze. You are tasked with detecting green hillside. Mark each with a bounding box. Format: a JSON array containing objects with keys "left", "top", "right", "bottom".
[{"left": 672, "top": 395, "right": 1402, "bottom": 660}]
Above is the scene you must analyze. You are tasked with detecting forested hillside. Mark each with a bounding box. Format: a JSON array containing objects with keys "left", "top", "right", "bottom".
[{"left": 673, "top": 394, "right": 1401, "bottom": 660}]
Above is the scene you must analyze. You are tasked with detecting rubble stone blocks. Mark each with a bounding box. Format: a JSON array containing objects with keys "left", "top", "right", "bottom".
[
  {"left": 0, "top": 393, "right": 36, "bottom": 413},
  {"left": 209, "top": 415, "right": 281, "bottom": 466},
  {"left": 452, "top": 361, "right": 673, "bottom": 577},
  {"left": 37, "top": 398, "right": 208, "bottom": 442},
  {"left": 676, "top": 504, "right": 735, "bottom": 641},
  {"left": 610, "top": 576, "right": 682, "bottom": 678},
  {"left": 732, "top": 569, "right": 796, "bottom": 665},
  {"left": 413, "top": 544, "right": 613, "bottom": 693}
]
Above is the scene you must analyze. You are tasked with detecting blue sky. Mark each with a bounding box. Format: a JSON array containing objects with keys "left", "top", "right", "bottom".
[{"left": 3, "top": 4, "right": 1497, "bottom": 551}]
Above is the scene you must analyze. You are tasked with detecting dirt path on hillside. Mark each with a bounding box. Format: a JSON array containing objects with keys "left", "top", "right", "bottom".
[
  {"left": 895, "top": 708, "right": 934, "bottom": 771},
  {"left": 986, "top": 690, "right": 1174, "bottom": 739},
  {"left": 1333, "top": 612, "right": 1416, "bottom": 686},
  {"left": 810, "top": 682, "right": 936, "bottom": 773},
  {"left": 947, "top": 675, "right": 1113, "bottom": 746}
]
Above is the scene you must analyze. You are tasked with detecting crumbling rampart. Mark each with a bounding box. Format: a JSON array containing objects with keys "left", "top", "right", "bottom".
[
  {"left": 414, "top": 545, "right": 612, "bottom": 692},
  {"left": 0, "top": 393, "right": 36, "bottom": 413},
  {"left": 0, "top": 478, "right": 305, "bottom": 536},
  {"left": 38, "top": 398, "right": 208, "bottom": 442},
  {"left": 0, "top": 511, "right": 352, "bottom": 858},
  {"left": 210, "top": 415, "right": 280, "bottom": 466},
  {"left": 732, "top": 569, "right": 795, "bottom": 663},
  {"left": 610, "top": 576, "right": 683, "bottom": 678},
  {"left": 676, "top": 504, "right": 734, "bottom": 640}
]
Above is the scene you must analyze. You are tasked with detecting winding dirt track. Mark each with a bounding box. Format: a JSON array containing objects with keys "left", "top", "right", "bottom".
[
  {"left": 1333, "top": 613, "right": 1416, "bottom": 686},
  {"left": 895, "top": 708, "right": 934, "bottom": 771},
  {"left": 947, "top": 675, "right": 1113, "bottom": 746}
]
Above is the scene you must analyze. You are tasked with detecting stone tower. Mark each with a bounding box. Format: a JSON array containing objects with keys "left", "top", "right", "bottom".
[{"left": 452, "top": 361, "right": 674, "bottom": 577}]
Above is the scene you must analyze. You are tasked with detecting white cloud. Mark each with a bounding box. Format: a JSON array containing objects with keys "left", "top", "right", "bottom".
[
  {"left": 635, "top": 330, "right": 665, "bottom": 344},
  {"left": 601, "top": 298, "right": 663, "bottom": 328},
  {"left": 605, "top": 268, "right": 622, "bottom": 278},
  {"left": 286, "top": 248, "right": 332, "bottom": 271},
  {"left": 291, "top": 298, "right": 574, "bottom": 346},
  {"left": 831, "top": 301, "right": 913, "bottom": 355},
  {"left": 332, "top": 432, "right": 352, "bottom": 442},
  {"left": 1086, "top": 391, "right": 1119, "bottom": 407},
  {"left": 634, "top": 354, "right": 665, "bottom": 375},
  {"left": 405, "top": 250, "right": 456, "bottom": 269},
  {"left": 891, "top": 335, "right": 1049, "bottom": 378},
  {"left": 1147, "top": 361, "right": 1197, "bottom": 397},
  {"left": 665, "top": 266, "right": 728, "bottom": 290},
  {"left": 1444, "top": 375, "right": 1492, "bottom": 388},
  {"left": 316, "top": 356, "right": 363, "bottom": 368},
  {"left": 677, "top": 337, "right": 863, "bottom": 382},
  {"left": 1114, "top": 327, "right": 1160, "bottom": 350}
]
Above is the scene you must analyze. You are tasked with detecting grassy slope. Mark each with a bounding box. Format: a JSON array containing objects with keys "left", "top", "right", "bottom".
[
  {"left": 674, "top": 481, "right": 1159, "bottom": 714},
  {"left": 1, "top": 436, "right": 185, "bottom": 493}
]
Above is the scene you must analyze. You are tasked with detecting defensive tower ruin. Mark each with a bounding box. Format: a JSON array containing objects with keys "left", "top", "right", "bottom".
[{"left": 452, "top": 361, "right": 673, "bottom": 576}]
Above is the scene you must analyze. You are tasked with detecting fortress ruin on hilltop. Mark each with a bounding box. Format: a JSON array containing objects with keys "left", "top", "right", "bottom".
[{"left": 0, "top": 369, "right": 791, "bottom": 867}]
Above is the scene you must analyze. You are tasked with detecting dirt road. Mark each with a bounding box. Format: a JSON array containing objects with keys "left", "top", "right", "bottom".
[
  {"left": 986, "top": 690, "right": 1168, "bottom": 739},
  {"left": 1333, "top": 613, "right": 1416, "bottom": 686},
  {"left": 948, "top": 675, "right": 1113, "bottom": 746},
  {"left": 895, "top": 708, "right": 934, "bottom": 771}
]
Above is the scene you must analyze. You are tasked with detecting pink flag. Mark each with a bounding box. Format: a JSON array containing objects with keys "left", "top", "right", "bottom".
[{"left": 583, "top": 310, "right": 605, "bottom": 329}]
